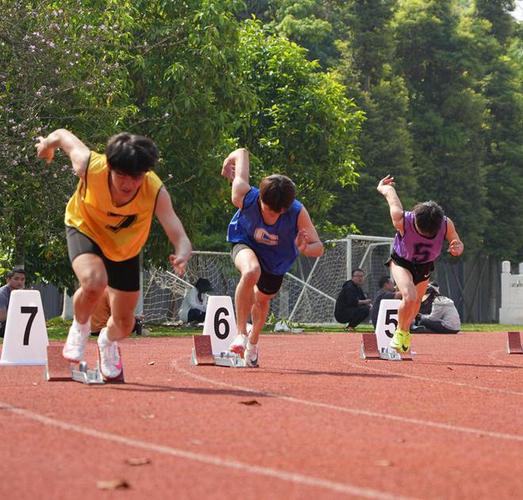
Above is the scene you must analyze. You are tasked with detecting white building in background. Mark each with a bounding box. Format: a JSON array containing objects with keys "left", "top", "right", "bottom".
[{"left": 499, "top": 261, "right": 523, "bottom": 325}]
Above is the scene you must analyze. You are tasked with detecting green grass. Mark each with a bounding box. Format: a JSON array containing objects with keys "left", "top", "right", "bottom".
[{"left": 40, "top": 317, "right": 521, "bottom": 340}]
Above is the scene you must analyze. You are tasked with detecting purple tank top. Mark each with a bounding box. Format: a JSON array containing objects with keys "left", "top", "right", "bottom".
[{"left": 393, "top": 211, "right": 447, "bottom": 263}]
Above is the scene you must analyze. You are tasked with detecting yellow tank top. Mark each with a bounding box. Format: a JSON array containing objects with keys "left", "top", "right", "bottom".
[{"left": 65, "top": 151, "right": 163, "bottom": 261}]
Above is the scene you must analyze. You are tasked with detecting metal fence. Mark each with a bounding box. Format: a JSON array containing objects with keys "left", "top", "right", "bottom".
[{"left": 36, "top": 250, "right": 503, "bottom": 324}]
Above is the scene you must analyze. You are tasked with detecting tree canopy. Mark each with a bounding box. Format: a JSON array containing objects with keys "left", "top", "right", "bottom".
[{"left": 1, "top": 0, "right": 523, "bottom": 284}]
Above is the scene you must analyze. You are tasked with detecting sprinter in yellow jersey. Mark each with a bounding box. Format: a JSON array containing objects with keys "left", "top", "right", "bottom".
[{"left": 35, "top": 130, "right": 192, "bottom": 379}]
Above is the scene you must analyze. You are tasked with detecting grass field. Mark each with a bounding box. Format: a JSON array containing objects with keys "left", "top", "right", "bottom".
[{"left": 39, "top": 317, "right": 523, "bottom": 340}]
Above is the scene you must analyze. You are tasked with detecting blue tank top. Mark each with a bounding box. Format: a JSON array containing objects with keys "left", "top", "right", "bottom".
[
  {"left": 393, "top": 211, "right": 447, "bottom": 263},
  {"left": 227, "top": 187, "right": 302, "bottom": 275}
]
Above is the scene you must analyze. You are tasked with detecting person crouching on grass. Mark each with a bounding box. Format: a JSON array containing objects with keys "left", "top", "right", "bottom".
[
  {"left": 221, "top": 148, "right": 324, "bottom": 367},
  {"left": 377, "top": 175, "right": 463, "bottom": 354}
]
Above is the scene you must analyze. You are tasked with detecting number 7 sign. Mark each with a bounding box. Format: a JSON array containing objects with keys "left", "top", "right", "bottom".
[{"left": 0, "top": 290, "right": 49, "bottom": 365}]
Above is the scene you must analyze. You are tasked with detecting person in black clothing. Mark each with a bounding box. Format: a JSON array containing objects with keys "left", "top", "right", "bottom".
[
  {"left": 371, "top": 276, "right": 401, "bottom": 328},
  {"left": 334, "top": 268, "right": 372, "bottom": 330},
  {"left": 418, "top": 281, "right": 438, "bottom": 315}
]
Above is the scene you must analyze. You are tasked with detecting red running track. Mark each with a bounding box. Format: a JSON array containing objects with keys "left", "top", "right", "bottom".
[{"left": 0, "top": 332, "right": 522, "bottom": 499}]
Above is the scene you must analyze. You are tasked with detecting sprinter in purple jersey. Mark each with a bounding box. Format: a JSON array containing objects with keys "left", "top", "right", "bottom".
[
  {"left": 221, "top": 148, "right": 324, "bottom": 366},
  {"left": 377, "top": 175, "right": 464, "bottom": 354}
]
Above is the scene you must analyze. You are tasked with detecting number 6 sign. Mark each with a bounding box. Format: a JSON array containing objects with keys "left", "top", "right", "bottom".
[
  {"left": 202, "top": 296, "right": 238, "bottom": 355},
  {"left": 374, "top": 299, "right": 401, "bottom": 352},
  {"left": 0, "top": 290, "right": 49, "bottom": 365}
]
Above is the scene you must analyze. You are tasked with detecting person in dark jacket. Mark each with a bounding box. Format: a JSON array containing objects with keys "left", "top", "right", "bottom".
[
  {"left": 334, "top": 268, "right": 371, "bottom": 330},
  {"left": 371, "top": 276, "right": 401, "bottom": 328}
]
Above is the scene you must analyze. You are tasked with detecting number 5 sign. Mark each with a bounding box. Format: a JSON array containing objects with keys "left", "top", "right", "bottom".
[
  {"left": 375, "top": 299, "right": 401, "bottom": 352},
  {"left": 202, "top": 296, "right": 237, "bottom": 355},
  {"left": 0, "top": 290, "right": 49, "bottom": 365}
]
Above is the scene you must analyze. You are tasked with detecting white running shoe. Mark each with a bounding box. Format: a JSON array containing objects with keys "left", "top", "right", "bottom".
[
  {"left": 245, "top": 342, "right": 259, "bottom": 367},
  {"left": 97, "top": 328, "right": 123, "bottom": 379},
  {"left": 62, "top": 319, "right": 90, "bottom": 362},
  {"left": 229, "top": 333, "right": 248, "bottom": 357}
]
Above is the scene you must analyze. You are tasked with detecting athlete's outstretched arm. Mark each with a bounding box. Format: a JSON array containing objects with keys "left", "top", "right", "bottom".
[
  {"left": 445, "top": 218, "right": 464, "bottom": 257},
  {"left": 377, "top": 175, "right": 404, "bottom": 235},
  {"left": 221, "top": 148, "right": 251, "bottom": 209},
  {"left": 35, "top": 129, "right": 90, "bottom": 178},
  {"left": 295, "top": 208, "right": 324, "bottom": 257},
  {"left": 155, "top": 187, "right": 193, "bottom": 275}
]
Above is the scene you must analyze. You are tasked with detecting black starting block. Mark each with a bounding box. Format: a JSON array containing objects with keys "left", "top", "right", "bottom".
[
  {"left": 360, "top": 334, "right": 412, "bottom": 361},
  {"left": 191, "top": 335, "right": 247, "bottom": 367},
  {"left": 45, "top": 344, "right": 124, "bottom": 384},
  {"left": 507, "top": 332, "right": 523, "bottom": 354}
]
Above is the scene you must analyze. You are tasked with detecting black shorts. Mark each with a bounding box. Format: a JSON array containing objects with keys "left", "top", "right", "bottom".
[
  {"left": 231, "top": 243, "right": 284, "bottom": 295},
  {"left": 387, "top": 252, "right": 434, "bottom": 286},
  {"left": 66, "top": 226, "right": 140, "bottom": 292}
]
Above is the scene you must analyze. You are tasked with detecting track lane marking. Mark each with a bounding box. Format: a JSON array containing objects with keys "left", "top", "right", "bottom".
[
  {"left": 0, "top": 401, "right": 412, "bottom": 500},
  {"left": 173, "top": 358, "right": 523, "bottom": 443}
]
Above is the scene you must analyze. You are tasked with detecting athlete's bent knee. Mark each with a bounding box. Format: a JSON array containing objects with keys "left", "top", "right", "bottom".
[
  {"left": 402, "top": 289, "right": 418, "bottom": 305},
  {"left": 79, "top": 274, "right": 107, "bottom": 299},
  {"left": 111, "top": 315, "right": 135, "bottom": 336},
  {"left": 241, "top": 266, "right": 261, "bottom": 286}
]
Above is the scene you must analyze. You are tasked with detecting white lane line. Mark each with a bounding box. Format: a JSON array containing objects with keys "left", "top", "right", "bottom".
[
  {"left": 173, "top": 359, "right": 523, "bottom": 443},
  {"left": 0, "top": 401, "right": 412, "bottom": 500},
  {"left": 318, "top": 345, "right": 523, "bottom": 397},
  {"left": 344, "top": 350, "right": 523, "bottom": 397}
]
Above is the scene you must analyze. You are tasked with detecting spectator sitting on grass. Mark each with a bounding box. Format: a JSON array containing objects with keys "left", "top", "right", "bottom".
[
  {"left": 178, "top": 278, "right": 212, "bottom": 324},
  {"left": 413, "top": 283, "right": 461, "bottom": 334}
]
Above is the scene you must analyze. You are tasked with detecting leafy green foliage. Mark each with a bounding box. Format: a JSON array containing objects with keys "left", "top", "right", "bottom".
[
  {"left": 0, "top": 1, "right": 132, "bottom": 286},
  {"left": 3, "top": 0, "right": 523, "bottom": 288},
  {"left": 231, "top": 20, "right": 364, "bottom": 219}
]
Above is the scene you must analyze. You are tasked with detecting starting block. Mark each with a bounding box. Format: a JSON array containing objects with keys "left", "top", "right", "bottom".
[
  {"left": 72, "top": 361, "right": 105, "bottom": 384},
  {"left": 507, "top": 331, "right": 523, "bottom": 354},
  {"left": 46, "top": 345, "right": 76, "bottom": 381},
  {"left": 360, "top": 334, "right": 412, "bottom": 361},
  {"left": 45, "top": 345, "right": 124, "bottom": 384},
  {"left": 360, "top": 334, "right": 380, "bottom": 359},
  {"left": 191, "top": 335, "right": 247, "bottom": 368}
]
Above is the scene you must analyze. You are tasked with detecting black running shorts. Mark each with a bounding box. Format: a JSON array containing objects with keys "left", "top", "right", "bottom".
[
  {"left": 66, "top": 226, "right": 140, "bottom": 292},
  {"left": 231, "top": 243, "right": 284, "bottom": 296},
  {"left": 386, "top": 252, "right": 434, "bottom": 286}
]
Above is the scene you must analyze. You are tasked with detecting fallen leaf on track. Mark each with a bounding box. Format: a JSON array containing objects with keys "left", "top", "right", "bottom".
[
  {"left": 96, "top": 479, "right": 130, "bottom": 490},
  {"left": 125, "top": 457, "right": 151, "bottom": 466},
  {"left": 239, "top": 400, "right": 261, "bottom": 406},
  {"left": 148, "top": 361, "right": 155, "bottom": 365}
]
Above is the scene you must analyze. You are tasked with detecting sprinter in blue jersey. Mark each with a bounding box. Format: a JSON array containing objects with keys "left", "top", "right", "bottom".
[
  {"left": 221, "top": 148, "right": 324, "bottom": 367},
  {"left": 377, "top": 175, "right": 464, "bottom": 354}
]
